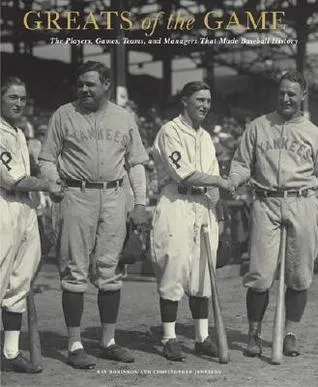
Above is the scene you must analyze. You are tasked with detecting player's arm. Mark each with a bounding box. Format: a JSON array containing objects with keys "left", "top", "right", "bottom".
[
  {"left": 228, "top": 123, "right": 255, "bottom": 189},
  {"left": 125, "top": 114, "right": 149, "bottom": 225},
  {"left": 38, "top": 110, "right": 63, "bottom": 182},
  {"left": 314, "top": 147, "right": 318, "bottom": 178},
  {"left": 0, "top": 161, "right": 61, "bottom": 193},
  {"left": 0, "top": 162, "right": 18, "bottom": 190},
  {"left": 127, "top": 164, "right": 148, "bottom": 225},
  {"left": 38, "top": 110, "right": 65, "bottom": 201},
  {"left": 15, "top": 176, "right": 63, "bottom": 193}
]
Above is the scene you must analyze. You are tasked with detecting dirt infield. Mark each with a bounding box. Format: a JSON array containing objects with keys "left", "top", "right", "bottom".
[{"left": 1, "top": 262, "right": 317, "bottom": 387}]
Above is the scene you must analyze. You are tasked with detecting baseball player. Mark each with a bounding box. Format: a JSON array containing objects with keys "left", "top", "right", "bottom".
[
  {"left": 228, "top": 71, "right": 318, "bottom": 357},
  {"left": 39, "top": 61, "right": 148, "bottom": 369},
  {"left": 151, "top": 81, "right": 231, "bottom": 361},
  {"left": 0, "top": 77, "right": 62, "bottom": 373}
]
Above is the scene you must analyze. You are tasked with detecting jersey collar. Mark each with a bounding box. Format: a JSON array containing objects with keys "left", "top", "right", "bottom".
[
  {"left": 173, "top": 115, "right": 203, "bottom": 137},
  {"left": 0, "top": 117, "right": 19, "bottom": 134},
  {"left": 273, "top": 111, "right": 306, "bottom": 124}
]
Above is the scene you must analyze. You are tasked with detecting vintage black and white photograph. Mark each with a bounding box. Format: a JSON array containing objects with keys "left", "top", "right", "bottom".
[{"left": 1, "top": 1, "right": 318, "bottom": 386}]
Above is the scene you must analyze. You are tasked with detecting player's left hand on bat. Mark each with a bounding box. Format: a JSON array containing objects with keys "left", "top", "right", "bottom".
[
  {"left": 130, "top": 204, "right": 148, "bottom": 229},
  {"left": 49, "top": 179, "right": 65, "bottom": 203}
]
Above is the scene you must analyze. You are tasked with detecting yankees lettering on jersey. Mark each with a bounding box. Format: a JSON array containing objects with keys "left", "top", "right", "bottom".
[
  {"left": 64, "top": 126, "right": 129, "bottom": 146},
  {"left": 256, "top": 137, "right": 311, "bottom": 160},
  {"left": 231, "top": 111, "right": 318, "bottom": 190},
  {"left": 39, "top": 101, "right": 148, "bottom": 182}
]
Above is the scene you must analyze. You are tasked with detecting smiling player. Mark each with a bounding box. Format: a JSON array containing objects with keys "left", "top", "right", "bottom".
[
  {"left": 229, "top": 71, "right": 318, "bottom": 358},
  {"left": 151, "top": 81, "right": 230, "bottom": 361}
]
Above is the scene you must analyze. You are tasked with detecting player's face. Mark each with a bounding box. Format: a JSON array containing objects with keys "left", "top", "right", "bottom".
[
  {"left": 183, "top": 89, "right": 211, "bottom": 125},
  {"left": 277, "top": 79, "right": 305, "bottom": 120},
  {"left": 1, "top": 85, "right": 27, "bottom": 125},
  {"left": 76, "top": 71, "right": 110, "bottom": 111}
]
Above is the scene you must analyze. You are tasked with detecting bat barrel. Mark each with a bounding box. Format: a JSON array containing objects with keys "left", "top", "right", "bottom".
[
  {"left": 271, "top": 226, "right": 287, "bottom": 365},
  {"left": 202, "top": 225, "right": 230, "bottom": 364},
  {"left": 27, "top": 289, "right": 42, "bottom": 367}
]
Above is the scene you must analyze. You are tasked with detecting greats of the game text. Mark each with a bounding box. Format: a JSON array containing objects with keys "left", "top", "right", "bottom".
[{"left": 23, "top": 10, "right": 286, "bottom": 32}]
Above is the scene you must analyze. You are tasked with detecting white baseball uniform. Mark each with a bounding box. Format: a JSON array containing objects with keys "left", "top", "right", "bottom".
[
  {"left": 0, "top": 118, "right": 41, "bottom": 313},
  {"left": 151, "top": 116, "right": 220, "bottom": 301}
]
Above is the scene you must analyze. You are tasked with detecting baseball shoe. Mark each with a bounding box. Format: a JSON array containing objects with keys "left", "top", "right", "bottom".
[
  {"left": 3, "top": 353, "right": 43, "bottom": 373},
  {"left": 245, "top": 332, "right": 262, "bottom": 357},
  {"left": 195, "top": 336, "right": 218, "bottom": 357},
  {"left": 100, "top": 344, "right": 135, "bottom": 363},
  {"left": 67, "top": 349, "right": 96, "bottom": 369},
  {"left": 163, "top": 339, "right": 186, "bottom": 362},
  {"left": 283, "top": 333, "right": 300, "bottom": 357}
]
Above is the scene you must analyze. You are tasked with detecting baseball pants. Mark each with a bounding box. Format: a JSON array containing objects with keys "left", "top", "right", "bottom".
[
  {"left": 53, "top": 186, "right": 127, "bottom": 293},
  {"left": 151, "top": 184, "right": 219, "bottom": 301},
  {"left": 0, "top": 193, "right": 41, "bottom": 313},
  {"left": 244, "top": 194, "right": 318, "bottom": 291}
]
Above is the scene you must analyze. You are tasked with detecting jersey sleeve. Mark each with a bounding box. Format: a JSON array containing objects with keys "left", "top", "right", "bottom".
[
  {"left": 0, "top": 133, "right": 26, "bottom": 188},
  {"left": 39, "top": 109, "right": 63, "bottom": 163},
  {"left": 38, "top": 109, "right": 63, "bottom": 181},
  {"left": 314, "top": 141, "right": 318, "bottom": 178},
  {"left": 0, "top": 162, "right": 20, "bottom": 190},
  {"left": 125, "top": 114, "right": 149, "bottom": 167},
  {"left": 155, "top": 125, "right": 194, "bottom": 181},
  {"left": 229, "top": 123, "right": 255, "bottom": 186}
]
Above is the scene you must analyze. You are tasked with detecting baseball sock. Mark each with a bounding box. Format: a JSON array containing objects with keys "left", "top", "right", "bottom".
[
  {"left": 285, "top": 288, "right": 307, "bottom": 336},
  {"left": 246, "top": 288, "right": 269, "bottom": 327},
  {"left": 193, "top": 319, "right": 209, "bottom": 343},
  {"left": 98, "top": 290, "right": 120, "bottom": 347},
  {"left": 62, "top": 291, "right": 84, "bottom": 352},
  {"left": 2, "top": 310, "right": 22, "bottom": 359},
  {"left": 160, "top": 298, "right": 178, "bottom": 344},
  {"left": 189, "top": 297, "right": 209, "bottom": 342}
]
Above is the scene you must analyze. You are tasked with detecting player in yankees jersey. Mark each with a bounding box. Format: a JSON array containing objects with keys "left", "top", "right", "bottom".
[
  {"left": 0, "top": 77, "right": 63, "bottom": 373},
  {"left": 229, "top": 71, "right": 318, "bottom": 357},
  {"left": 151, "top": 81, "right": 231, "bottom": 361},
  {"left": 39, "top": 61, "right": 148, "bottom": 369}
]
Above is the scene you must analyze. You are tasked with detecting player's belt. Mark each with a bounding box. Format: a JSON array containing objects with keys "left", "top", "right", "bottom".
[
  {"left": 177, "top": 185, "right": 207, "bottom": 195},
  {"left": 254, "top": 188, "right": 310, "bottom": 198},
  {"left": 65, "top": 179, "right": 123, "bottom": 189}
]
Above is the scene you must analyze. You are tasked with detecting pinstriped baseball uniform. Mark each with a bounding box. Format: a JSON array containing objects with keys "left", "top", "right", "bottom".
[
  {"left": 39, "top": 101, "right": 148, "bottom": 292},
  {"left": 151, "top": 116, "right": 220, "bottom": 301},
  {"left": 0, "top": 118, "right": 41, "bottom": 313},
  {"left": 230, "top": 112, "right": 318, "bottom": 291}
]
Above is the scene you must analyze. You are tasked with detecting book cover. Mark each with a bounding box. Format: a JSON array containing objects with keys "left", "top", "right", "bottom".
[{"left": 1, "top": 1, "right": 317, "bottom": 386}]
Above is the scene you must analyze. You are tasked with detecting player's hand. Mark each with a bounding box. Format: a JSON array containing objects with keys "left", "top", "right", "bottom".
[
  {"left": 49, "top": 179, "right": 65, "bottom": 203},
  {"left": 130, "top": 204, "right": 148, "bottom": 228},
  {"left": 219, "top": 178, "right": 236, "bottom": 195}
]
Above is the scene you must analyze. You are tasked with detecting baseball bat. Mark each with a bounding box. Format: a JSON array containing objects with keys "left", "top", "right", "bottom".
[
  {"left": 271, "top": 225, "right": 287, "bottom": 365},
  {"left": 27, "top": 288, "right": 42, "bottom": 367},
  {"left": 202, "top": 225, "right": 230, "bottom": 364}
]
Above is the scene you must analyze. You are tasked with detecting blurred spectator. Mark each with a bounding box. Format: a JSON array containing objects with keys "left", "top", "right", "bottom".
[
  {"left": 28, "top": 123, "right": 47, "bottom": 176},
  {"left": 19, "top": 116, "right": 34, "bottom": 140}
]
